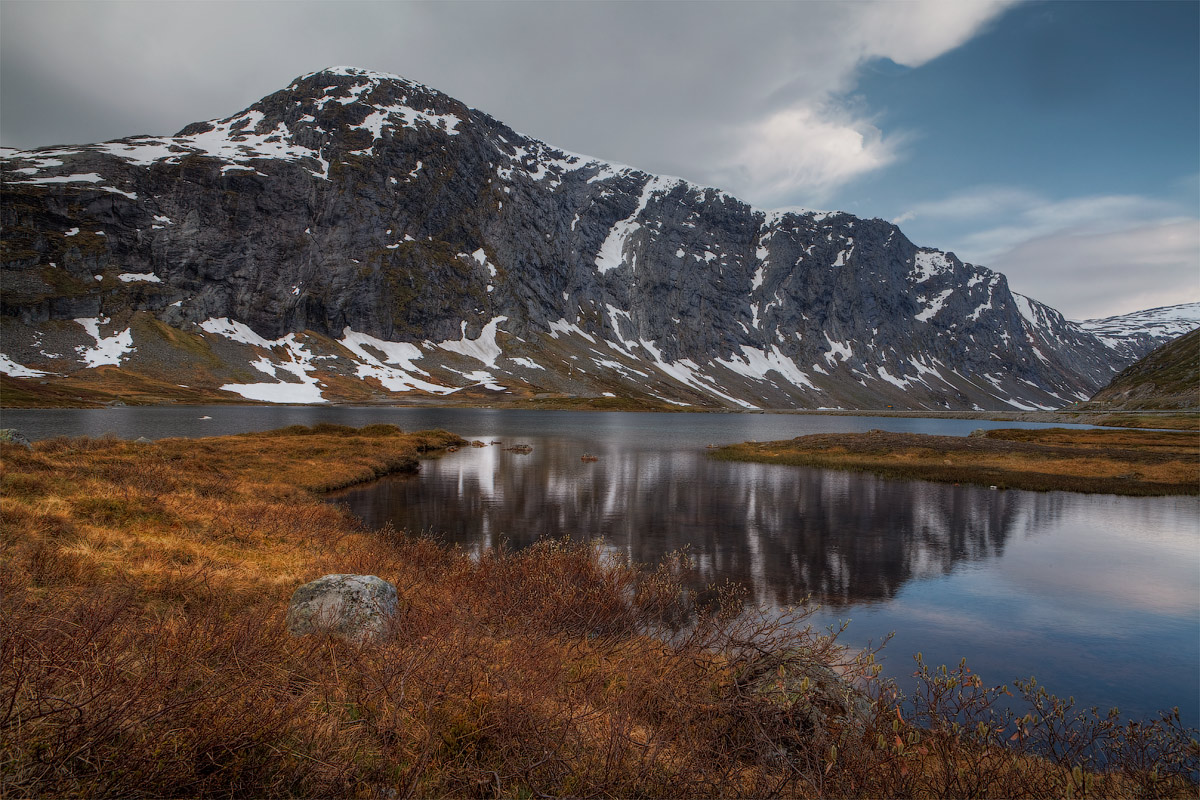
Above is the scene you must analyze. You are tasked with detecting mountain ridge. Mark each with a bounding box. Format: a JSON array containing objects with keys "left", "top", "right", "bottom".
[
  {"left": 1, "top": 66, "right": 1133, "bottom": 410},
  {"left": 1077, "top": 302, "right": 1200, "bottom": 361},
  {"left": 1085, "top": 327, "right": 1200, "bottom": 411}
]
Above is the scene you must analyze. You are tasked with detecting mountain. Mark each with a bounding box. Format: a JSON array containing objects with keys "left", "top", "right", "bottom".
[
  {"left": 1077, "top": 302, "right": 1200, "bottom": 362},
  {"left": 1086, "top": 327, "right": 1199, "bottom": 410},
  {"left": 1, "top": 66, "right": 1127, "bottom": 410}
]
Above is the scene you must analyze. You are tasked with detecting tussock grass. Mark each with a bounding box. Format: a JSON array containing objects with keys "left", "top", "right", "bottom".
[
  {"left": 2, "top": 426, "right": 1196, "bottom": 797},
  {"left": 712, "top": 427, "right": 1199, "bottom": 495}
]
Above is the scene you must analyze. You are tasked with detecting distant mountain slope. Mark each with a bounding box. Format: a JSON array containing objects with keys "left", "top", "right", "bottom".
[
  {"left": 1077, "top": 302, "right": 1200, "bottom": 361},
  {"left": 1, "top": 67, "right": 1126, "bottom": 410},
  {"left": 1087, "top": 327, "right": 1199, "bottom": 410}
]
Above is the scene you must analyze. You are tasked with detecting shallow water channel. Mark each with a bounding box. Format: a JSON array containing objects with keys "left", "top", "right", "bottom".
[{"left": 7, "top": 406, "right": 1198, "bottom": 725}]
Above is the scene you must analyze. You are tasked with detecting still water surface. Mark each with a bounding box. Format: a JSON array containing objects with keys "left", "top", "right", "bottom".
[{"left": 6, "top": 406, "right": 1198, "bottom": 725}]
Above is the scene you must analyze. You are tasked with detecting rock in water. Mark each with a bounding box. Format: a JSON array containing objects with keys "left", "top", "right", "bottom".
[
  {"left": 286, "top": 574, "right": 398, "bottom": 641},
  {"left": 0, "top": 429, "right": 31, "bottom": 448}
]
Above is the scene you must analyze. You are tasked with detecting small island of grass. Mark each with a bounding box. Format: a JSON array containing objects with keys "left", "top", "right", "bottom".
[{"left": 711, "top": 427, "right": 1199, "bottom": 496}]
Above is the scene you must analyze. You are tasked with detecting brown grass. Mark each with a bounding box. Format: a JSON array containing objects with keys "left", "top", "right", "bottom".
[
  {"left": 2, "top": 425, "right": 1195, "bottom": 797},
  {"left": 1088, "top": 412, "right": 1200, "bottom": 431},
  {"left": 712, "top": 427, "right": 1200, "bottom": 495}
]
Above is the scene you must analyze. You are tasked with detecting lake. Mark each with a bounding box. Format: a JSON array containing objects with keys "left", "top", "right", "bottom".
[{"left": 5, "top": 405, "right": 1197, "bottom": 726}]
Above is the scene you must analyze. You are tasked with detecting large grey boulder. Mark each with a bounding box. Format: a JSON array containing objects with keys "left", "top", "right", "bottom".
[{"left": 286, "top": 574, "right": 398, "bottom": 641}]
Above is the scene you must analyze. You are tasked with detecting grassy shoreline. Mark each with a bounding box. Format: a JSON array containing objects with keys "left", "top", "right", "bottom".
[
  {"left": 3, "top": 425, "right": 1196, "bottom": 796},
  {"left": 711, "top": 427, "right": 1200, "bottom": 495}
]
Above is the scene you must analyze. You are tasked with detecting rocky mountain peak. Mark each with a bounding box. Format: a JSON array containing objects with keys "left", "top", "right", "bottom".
[{"left": 0, "top": 66, "right": 1135, "bottom": 410}]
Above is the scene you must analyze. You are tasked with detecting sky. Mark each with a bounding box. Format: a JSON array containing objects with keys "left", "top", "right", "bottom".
[{"left": 1, "top": 0, "right": 1196, "bottom": 320}]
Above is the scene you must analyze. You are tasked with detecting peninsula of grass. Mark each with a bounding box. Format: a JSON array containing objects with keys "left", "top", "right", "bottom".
[
  {"left": 3, "top": 425, "right": 1195, "bottom": 797},
  {"left": 711, "top": 427, "right": 1200, "bottom": 495},
  {"left": 1086, "top": 410, "right": 1200, "bottom": 431}
]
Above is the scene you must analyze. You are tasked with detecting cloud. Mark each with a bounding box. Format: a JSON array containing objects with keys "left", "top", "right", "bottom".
[
  {"left": 714, "top": 107, "right": 902, "bottom": 207},
  {"left": 990, "top": 219, "right": 1200, "bottom": 320},
  {"left": 890, "top": 187, "right": 1043, "bottom": 230},
  {"left": 893, "top": 186, "right": 1200, "bottom": 318},
  {"left": 859, "top": 0, "right": 1018, "bottom": 67},
  {"left": 0, "top": 0, "right": 1016, "bottom": 203}
]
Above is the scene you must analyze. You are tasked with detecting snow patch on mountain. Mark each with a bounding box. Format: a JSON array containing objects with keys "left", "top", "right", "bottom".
[
  {"left": 437, "top": 316, "right": 508, "bottom": 366},
  {"left": 910, "top": 250, "right": 953, "bottom": 283},
  {"left": 548, "top": 319, "right": 596, "bottom": 343},
  {"left": 74, "top": 317, "right": 133, "bottom": 367},
  {"left": 634, "top": 338, "right": 756, "bottom": 409},
  {"left": 1077, "top": 302, "right": 1200, "bottom": 355},
  {"left": 595, "top": 175, "right": 675, "bottom": 274},
  {"left": 200, "top": 318, "right": 327, "bottom": 403},
  {"left": 339, "top": 328, "right": 454, "bottom": 394},
  {"left": 0, "top": 354, "right": 53, "bottom": 377},
  {"left": 716, "top": 345, "right": 816, "bottom": 391},
  {"left": 916, "top": 289, "right": 954, "bottom": 322}
]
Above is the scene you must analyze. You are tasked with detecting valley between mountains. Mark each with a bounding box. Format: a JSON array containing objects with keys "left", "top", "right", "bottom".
[{"left": 3, "top": 66, "right": 1198, "bottom": 411}]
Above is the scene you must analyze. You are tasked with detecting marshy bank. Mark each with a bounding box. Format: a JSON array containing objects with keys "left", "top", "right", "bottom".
[
  {"left": 2, "top": 425, "right": 1196, "bottom": 797},
  {"left": 711, "top": 427, "right": 1200, "bottom": 496}
]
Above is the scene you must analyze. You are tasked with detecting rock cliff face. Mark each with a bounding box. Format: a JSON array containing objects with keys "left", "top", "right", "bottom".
[{"left": 1, "top": 67, "right": 1127, "bottom": 409}]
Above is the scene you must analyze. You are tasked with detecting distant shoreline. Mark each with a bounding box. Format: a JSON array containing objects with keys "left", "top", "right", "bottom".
[
  {"left": 2, "top": 387, "right": 1196, "bottom": 430},
  {"left": 710, "top": 427, "right": 1200, "bottom": 496}
]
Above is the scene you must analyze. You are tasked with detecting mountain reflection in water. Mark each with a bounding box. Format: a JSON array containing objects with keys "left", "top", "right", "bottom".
[{"left": 331, "top": 438, "right": 1067, "bottom": 609}]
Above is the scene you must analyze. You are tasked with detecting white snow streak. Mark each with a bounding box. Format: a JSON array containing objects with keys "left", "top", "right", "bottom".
[
  {"left": 916, "top": 289, "right": 953, "bottom": 322},
  {"left": 548, "top": 319, "right": 596, "bottom": 343},
  {"left": 471, "top": 248, "right": 498, "bottom": 277},
  {"left": 0, "top": 354, "right": 53, "bottom": 377},
  {"left": 594, "top": 176, "right": 672, "bottom": 274},
  {"left": 200, "top": 317, "right": 327, "bottom": 403},
  {"left": 823, "top": 334, "right": 852, "bottom": 367},
  {"left": 339, "top": 328, "right": 453, "bottom": 394},
  {"left": 716, "top": 345, "right": 815, "bottom": 390},
  {"left": 438, "top": 316, "right": 508, "bottom": 367},
  {"left": 910, "top": 250, "right": 952, "bottom": 283}
]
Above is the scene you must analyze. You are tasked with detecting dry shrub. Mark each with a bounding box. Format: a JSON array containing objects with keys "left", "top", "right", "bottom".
[
  {"left": 1, "top": 582, "right": 348, "bottom": 797},
  {"left": 3, "top": 540, "right": 1197, "bottom": 798}
]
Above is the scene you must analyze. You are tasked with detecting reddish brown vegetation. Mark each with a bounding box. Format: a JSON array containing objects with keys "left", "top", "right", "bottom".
[{"left": 2, "top": 426, "right": 1196, "bottom": 797}]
